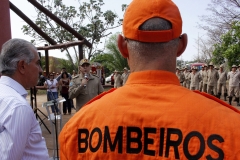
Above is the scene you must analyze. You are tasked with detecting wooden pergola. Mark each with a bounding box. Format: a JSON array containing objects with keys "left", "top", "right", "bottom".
[{"left": 0, "top": 0, "right": 92, "bottom": 75}]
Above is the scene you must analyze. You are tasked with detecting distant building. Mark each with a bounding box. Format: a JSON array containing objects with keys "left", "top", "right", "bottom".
[{"left": 42, "top": 56, "right": 63, "bottom": 73}]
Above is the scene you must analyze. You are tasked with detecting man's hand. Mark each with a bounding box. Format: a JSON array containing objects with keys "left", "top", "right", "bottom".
[{"left": 81, "top": 78, "right": 88, "bottom": 86}]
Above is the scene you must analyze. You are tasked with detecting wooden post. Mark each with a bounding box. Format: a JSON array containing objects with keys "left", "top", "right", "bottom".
[
  {"left": 0, "top": 0, "right": 11, "bottom": 51},
  {"left": 78, "top": 44, "right": 83, "bottom": 61},
  {"left": 45, "top": 44, "right": 49, "bottom": 76},
  {"left": 28, "top": 0, "right": 92, "bottom": 48},
  {"left": 10, "top": 2, "right": 57, "bottom": 45}
]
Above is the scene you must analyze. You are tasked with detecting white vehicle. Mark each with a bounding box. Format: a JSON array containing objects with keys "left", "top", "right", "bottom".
[{"left": 105, "top": 73, "right": 113, "bottom": 83}]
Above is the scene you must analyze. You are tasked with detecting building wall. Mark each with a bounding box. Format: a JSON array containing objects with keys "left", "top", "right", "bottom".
[
  {"left": 0, "top": 0, "right": 11, "bottom": 50},
  {"left": 47, "top": 56, "right": 62, "bottom": 73}
]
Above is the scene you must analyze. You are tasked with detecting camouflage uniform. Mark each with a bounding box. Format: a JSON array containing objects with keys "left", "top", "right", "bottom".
[
  {"left": 176, "top": 68, "right": 185, "bottom": 86},
  {"left": 114, "top": 72, "right": 122, "bottom": 88},
  {"left": 121, "top": 68, "right": 130, "bottom": 86},
  {"left": 189, "top": 68, "right": 202, "bottom": 90},
  {"left": 202, "top": 69, "right": 208, "bottom": 92},
  {"left": 207, "top": 64, "right": 219, "bottom": 96},
  {"left": 69, "top": 73, "right": 104, "bottom": 111},
  {"left": 227, "top": 65, "right": 240, "bottom": 105},
  {"left": 217, "top": 65, "right": 228, "bottom": 100},
  {"left": 199, "top": 66, "right": 205, "bottom": 91}
]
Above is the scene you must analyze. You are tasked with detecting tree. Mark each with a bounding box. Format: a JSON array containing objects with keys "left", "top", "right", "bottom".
[
  {"left": 198, "top": 0, "right": 240, "bottom": 61},
  {"left": 22, "top": 0, "right": 123, "bottom": 69},
  {"left": 39, "top": 55, "right": 76, "bottom": 74},
  {"left": 199, "top": 0, "right": 240, "bottom": 43},
  {"left": 192, "top": 36, "right": 214, "bottom": 63},
  {"left": 212, "top": 22, "right": 240, "bottom": 68},
  {"left": 91, "top": 33, "right": 128, "bottom": 76},
  {"left": 58, "top": 58, "right": 77, "bottom": 74}
]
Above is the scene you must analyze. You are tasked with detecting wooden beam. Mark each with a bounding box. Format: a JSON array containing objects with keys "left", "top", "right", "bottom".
[
  {"left": 10, "top": 2, "right": 57, "bottom": 45},
  {"left": 37, "top": 40, "right": 84, "bottom": 50},
  {"left": 44, "top": 44, "right": 49, "bottom": 75},
  {"left": 78, "top": 43, "right": 84, "bottom": 60},
  {"left": 28, "top": 0, "right": 92, "bottom": 48}
]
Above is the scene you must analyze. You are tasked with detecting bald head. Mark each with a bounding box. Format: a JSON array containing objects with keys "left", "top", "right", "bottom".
[{"left": 126, "top": 18, "right": 180, "bottom": 72}]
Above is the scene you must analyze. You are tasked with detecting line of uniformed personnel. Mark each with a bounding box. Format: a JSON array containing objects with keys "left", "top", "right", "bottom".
[
  {"left": 113, "top": 67, "right": 130, "bottom": 88},
  {"left": 176, "top": 63, "right": 240, "bottom": 106}
]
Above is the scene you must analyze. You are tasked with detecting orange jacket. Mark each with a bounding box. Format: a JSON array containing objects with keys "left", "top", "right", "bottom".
[{"left": 59, "top": 70, "right": 240, "bottom": 160}]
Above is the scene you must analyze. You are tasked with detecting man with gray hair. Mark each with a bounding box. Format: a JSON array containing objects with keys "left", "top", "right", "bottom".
[{"left": 0, "top": 39, "right": 49, "bottom": 159}]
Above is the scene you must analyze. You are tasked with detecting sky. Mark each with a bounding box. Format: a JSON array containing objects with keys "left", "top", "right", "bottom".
[{"left": 9, "top": 0, "right": 209, "bottom": 61}]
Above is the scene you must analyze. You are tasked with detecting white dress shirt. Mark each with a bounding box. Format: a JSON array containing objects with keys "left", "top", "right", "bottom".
[{"left": 0, "top": 76, "right": 49, "bottom": 160}]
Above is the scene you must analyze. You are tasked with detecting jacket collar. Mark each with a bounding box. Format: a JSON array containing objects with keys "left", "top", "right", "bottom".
[{"left": 125, "top": 70, "right": 180, "bottom": 85}]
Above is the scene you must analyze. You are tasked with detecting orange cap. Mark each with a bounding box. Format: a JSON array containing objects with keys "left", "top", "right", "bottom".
[{"left": 123, "top": 0, "right": 182, "bottom": 42}]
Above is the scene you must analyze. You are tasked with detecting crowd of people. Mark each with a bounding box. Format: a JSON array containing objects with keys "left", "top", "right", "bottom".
[
  {"left": 37, "top": 61, "right": 107, "bottom": 114},
  {"left": 40, "top": 64, "right": 130, "bottom": 113},
  {"left": 176, "top": 63, "right": 240, "bottom": 106},
  {"left": 37, "top": 67, "right": 74, "bottom": 115}
]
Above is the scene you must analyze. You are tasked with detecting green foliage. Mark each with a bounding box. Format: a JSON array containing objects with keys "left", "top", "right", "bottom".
[
  {"left": 21, "top": 0, "right": 123, "bottom": 69},
  {"left": 58, "top": 58, "right": 77, "bottom": 73},
  {"left": 40, "top": 55, "right": 76, "bottom": 73},
  {"left": 212, "top": 22, "right": 240, "bottom": 68},
  {"left": 78, "top": 0, "right": 121, "bottom": 49},
  {"left": 212, "top": 44, "right": 225, "bottom": 65},
  {"left": 92, "top": 33, "right": 128, "bottom": 76}
]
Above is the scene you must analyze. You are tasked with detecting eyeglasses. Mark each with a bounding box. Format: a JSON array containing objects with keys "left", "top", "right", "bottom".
[{"left": 50, "top": 75, "right": 54, "bottom": 76}]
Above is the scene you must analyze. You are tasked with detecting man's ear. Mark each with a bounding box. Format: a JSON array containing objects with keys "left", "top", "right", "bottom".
[
  {"left": 177, "top": 33, "right": 188, "bottom": 57},
  {"left": 117, "top": 34, "right": 129, "bottom": 58},
  {"left": 17, "top": 60, "right": 26, "bottom": 74}
]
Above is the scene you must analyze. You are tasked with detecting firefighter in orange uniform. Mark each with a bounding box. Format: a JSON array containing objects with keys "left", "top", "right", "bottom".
[{"left": 59, "top": 0, "right": 240, "bottom": 159}]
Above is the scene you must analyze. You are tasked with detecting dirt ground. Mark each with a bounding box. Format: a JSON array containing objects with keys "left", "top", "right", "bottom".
[{"left": 27, "top": 91, "right": 239, "bottom": 159}]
